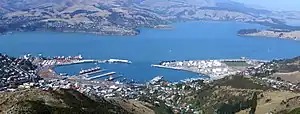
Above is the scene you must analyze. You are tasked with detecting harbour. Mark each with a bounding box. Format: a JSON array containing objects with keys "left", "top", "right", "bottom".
[
  {"left": 86, "top": 72, "right": 117, "bottom": 80},
  {"left": 79, "top": 66, "right": 101, "bottom": 75},
  {"left": 25, "top": 54, "right": 133, "bottom": 82},
  {"left": 2, "top": 22, "right": 300, "bottom": 81}
]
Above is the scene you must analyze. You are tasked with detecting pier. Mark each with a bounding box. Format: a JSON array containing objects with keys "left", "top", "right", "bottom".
[
  {"left": 219, "top": 59, "right": 270, "bottom": 63},
  {"left": 41, "top": 59, "right": 132, "bottom": 67},
  {"left": 86, "top": 72, "right": 116, "bottom": 80},
  {"left": 56, "top": 60, "right": 97, "bottom": 66},
  {"left": 83, "top": 70, "right": 106, "bottom": 75},
  {"left": 151, "top": 64, "right": 183, "bottom": 70}
]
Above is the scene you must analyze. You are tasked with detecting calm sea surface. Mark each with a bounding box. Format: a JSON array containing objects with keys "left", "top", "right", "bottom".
[{"left": 1, "top": 21, "right": 300, "bottom": 82}]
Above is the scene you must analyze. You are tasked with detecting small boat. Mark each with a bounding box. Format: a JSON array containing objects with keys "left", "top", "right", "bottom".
[
  {"left": 106, "top": 75, "right": 123, "bottom": 81},
  {"left": 59, "top": 73, "right": 68, "bottom": 76}
]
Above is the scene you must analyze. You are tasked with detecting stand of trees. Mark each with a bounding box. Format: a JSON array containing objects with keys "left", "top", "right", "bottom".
[
  {"left": 215, "top": 92, "right": 258, "bottom": 114},
  {"left": 237, "top": 29, "right": 260, "bottom": 35}
]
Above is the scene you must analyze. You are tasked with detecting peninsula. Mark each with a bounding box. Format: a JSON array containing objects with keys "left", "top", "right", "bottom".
[
  {"left": 152, "top": 58, "right": 268, "bottom": 80},
  {"left": 238, "top": 29, "right": 300, "bottom": 40}
]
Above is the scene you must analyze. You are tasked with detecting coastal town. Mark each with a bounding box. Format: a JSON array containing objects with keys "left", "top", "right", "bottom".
[
  {"left": 1, "top": 0, "right": 300, "bottom": 113},
  {"left": 152, "top": 58, "right": 268, "bottom": 80},
  {"left": 2, "top": 52, "right": 300, "bottom": 113}
]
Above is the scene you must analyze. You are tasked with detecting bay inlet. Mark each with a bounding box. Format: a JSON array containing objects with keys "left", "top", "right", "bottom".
[{"left": 1, "top": 21, "right": 300, "bottom": 82}]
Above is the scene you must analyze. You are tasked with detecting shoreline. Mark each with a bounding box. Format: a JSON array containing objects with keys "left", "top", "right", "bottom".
[
  {"left": 152, "top": 59, "right": 269, "bottom": 80},
  {"left": 238, "top": 34, "right": 300, "bottom": 41},
  {"left": 0, "top": 20, "right": 290, "bottom": 37},
  {"left": 0, "top": 29, "right": 140, "bottom": 37},
  {"left": 152, "top": 25, "right": 176, "bottom": 30},
  {"left": 238, "top": 29, "right": 300, "bottom": 41},
  {"left": 152, "top": 64, "right": 232, "bottom": 80}
]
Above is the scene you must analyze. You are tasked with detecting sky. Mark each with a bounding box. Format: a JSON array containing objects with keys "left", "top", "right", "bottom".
[{"left": 232, "top": 0, "right": 300, "bottom": 11}]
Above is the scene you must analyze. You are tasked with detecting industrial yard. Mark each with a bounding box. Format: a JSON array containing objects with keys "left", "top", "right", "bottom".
[{"left": 152, "top": 58, "right": 268, "bottom": 80}]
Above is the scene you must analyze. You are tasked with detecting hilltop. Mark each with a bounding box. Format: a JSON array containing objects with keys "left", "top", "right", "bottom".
[
  {"left": 0, "top": 88, "right": 171, "bottom": 114},
  {"left": 0, "top": 0, "right": 291, "bottom": 35}
]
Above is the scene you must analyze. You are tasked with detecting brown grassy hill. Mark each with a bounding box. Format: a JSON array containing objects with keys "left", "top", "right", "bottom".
[
  {"left": 0, "top": 88, "right": 174, "bottom": 114},
  {"left": 0, "top": 89, "right": 130, "bottom": 114}
]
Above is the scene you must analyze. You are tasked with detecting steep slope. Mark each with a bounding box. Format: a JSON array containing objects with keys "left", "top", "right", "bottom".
[
  {"left": 0, "top": 88, "right": 166, "bottom": 114},
  {"left": 0, "top": 89, "right": 129, "bottom": 113}
]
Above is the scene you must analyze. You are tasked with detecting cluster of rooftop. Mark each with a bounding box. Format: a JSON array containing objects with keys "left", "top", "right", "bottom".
[
  {"left": 0, "top": 53, "right": 40, "bottom": 91},
  {"left": 154, "top": 59, "right": 266, "bottom": 80}
]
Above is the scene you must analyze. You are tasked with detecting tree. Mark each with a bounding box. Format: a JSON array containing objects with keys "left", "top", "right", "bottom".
[{"left": 249, "top": 92, "right": 258, "bottom": 114}]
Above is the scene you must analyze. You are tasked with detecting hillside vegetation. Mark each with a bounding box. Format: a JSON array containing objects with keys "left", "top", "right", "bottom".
[
  {"left": 0, "top": 88, "right": 172, "bottom": 114},
  {"left": 0, "top": 0, "right": 289, "bottom": 35}
]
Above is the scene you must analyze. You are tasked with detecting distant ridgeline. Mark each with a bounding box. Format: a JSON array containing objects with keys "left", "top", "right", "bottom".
[
  {"left": 238, "top": 21, "right": 300, "bottom": 36},
  {"left": 259, "top": 21, "right": 300, "bottom": 31},
  {"left": 0, "top": 0, "right": 299, "bottom": 36}
]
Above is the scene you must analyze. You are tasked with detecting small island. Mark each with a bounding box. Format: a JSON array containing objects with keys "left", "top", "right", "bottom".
[{"left": 238, "top": 29, "right": 300, "bottom": 40}]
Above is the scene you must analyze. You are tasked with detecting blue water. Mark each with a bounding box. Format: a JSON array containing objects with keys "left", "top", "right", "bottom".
[{"left": 1, "top": 21, "right": 300, "bottom": 82}]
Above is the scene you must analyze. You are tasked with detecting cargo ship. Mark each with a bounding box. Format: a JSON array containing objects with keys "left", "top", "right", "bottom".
[{"left": 79, "top": 66, "right": 101, "bottom": 75}]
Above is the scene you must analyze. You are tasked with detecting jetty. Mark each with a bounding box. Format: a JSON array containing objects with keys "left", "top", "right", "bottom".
[
  {"left": 102, "top": 59, "right": 132, "bottom": 64},
  {"left": 86, "top": 72, "right": 116, "bottom": 80},
  {"left": 83, "top": 70, "right": 106, "bottom": 75},
  {"left": 151, "top": 64, "right": 183, "bottom": 70}
]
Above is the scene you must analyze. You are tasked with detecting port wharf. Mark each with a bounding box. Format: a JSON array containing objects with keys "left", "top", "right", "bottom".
[
  {"left": 82, "top": 70, "right": 106, "bottom": 75},
  {"left": 86, "top": 72, "right": 116, "bottom": 80},
  {"left": 152, "top": 58, "right": 270, "bottom": 80},
  {"left": 219, "top": 59, "right": 269, "bottom": 63},
  {"left": 36, "top": 56, "right": 132, "bottom": 81},
  {"left": 40, "top": 59, "right": 132, "bottom": 67}
]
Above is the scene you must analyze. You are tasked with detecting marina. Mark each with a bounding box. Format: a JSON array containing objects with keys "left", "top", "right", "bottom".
[{"left": 31, "top": 54, "right": 132, "bottom": 82}]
